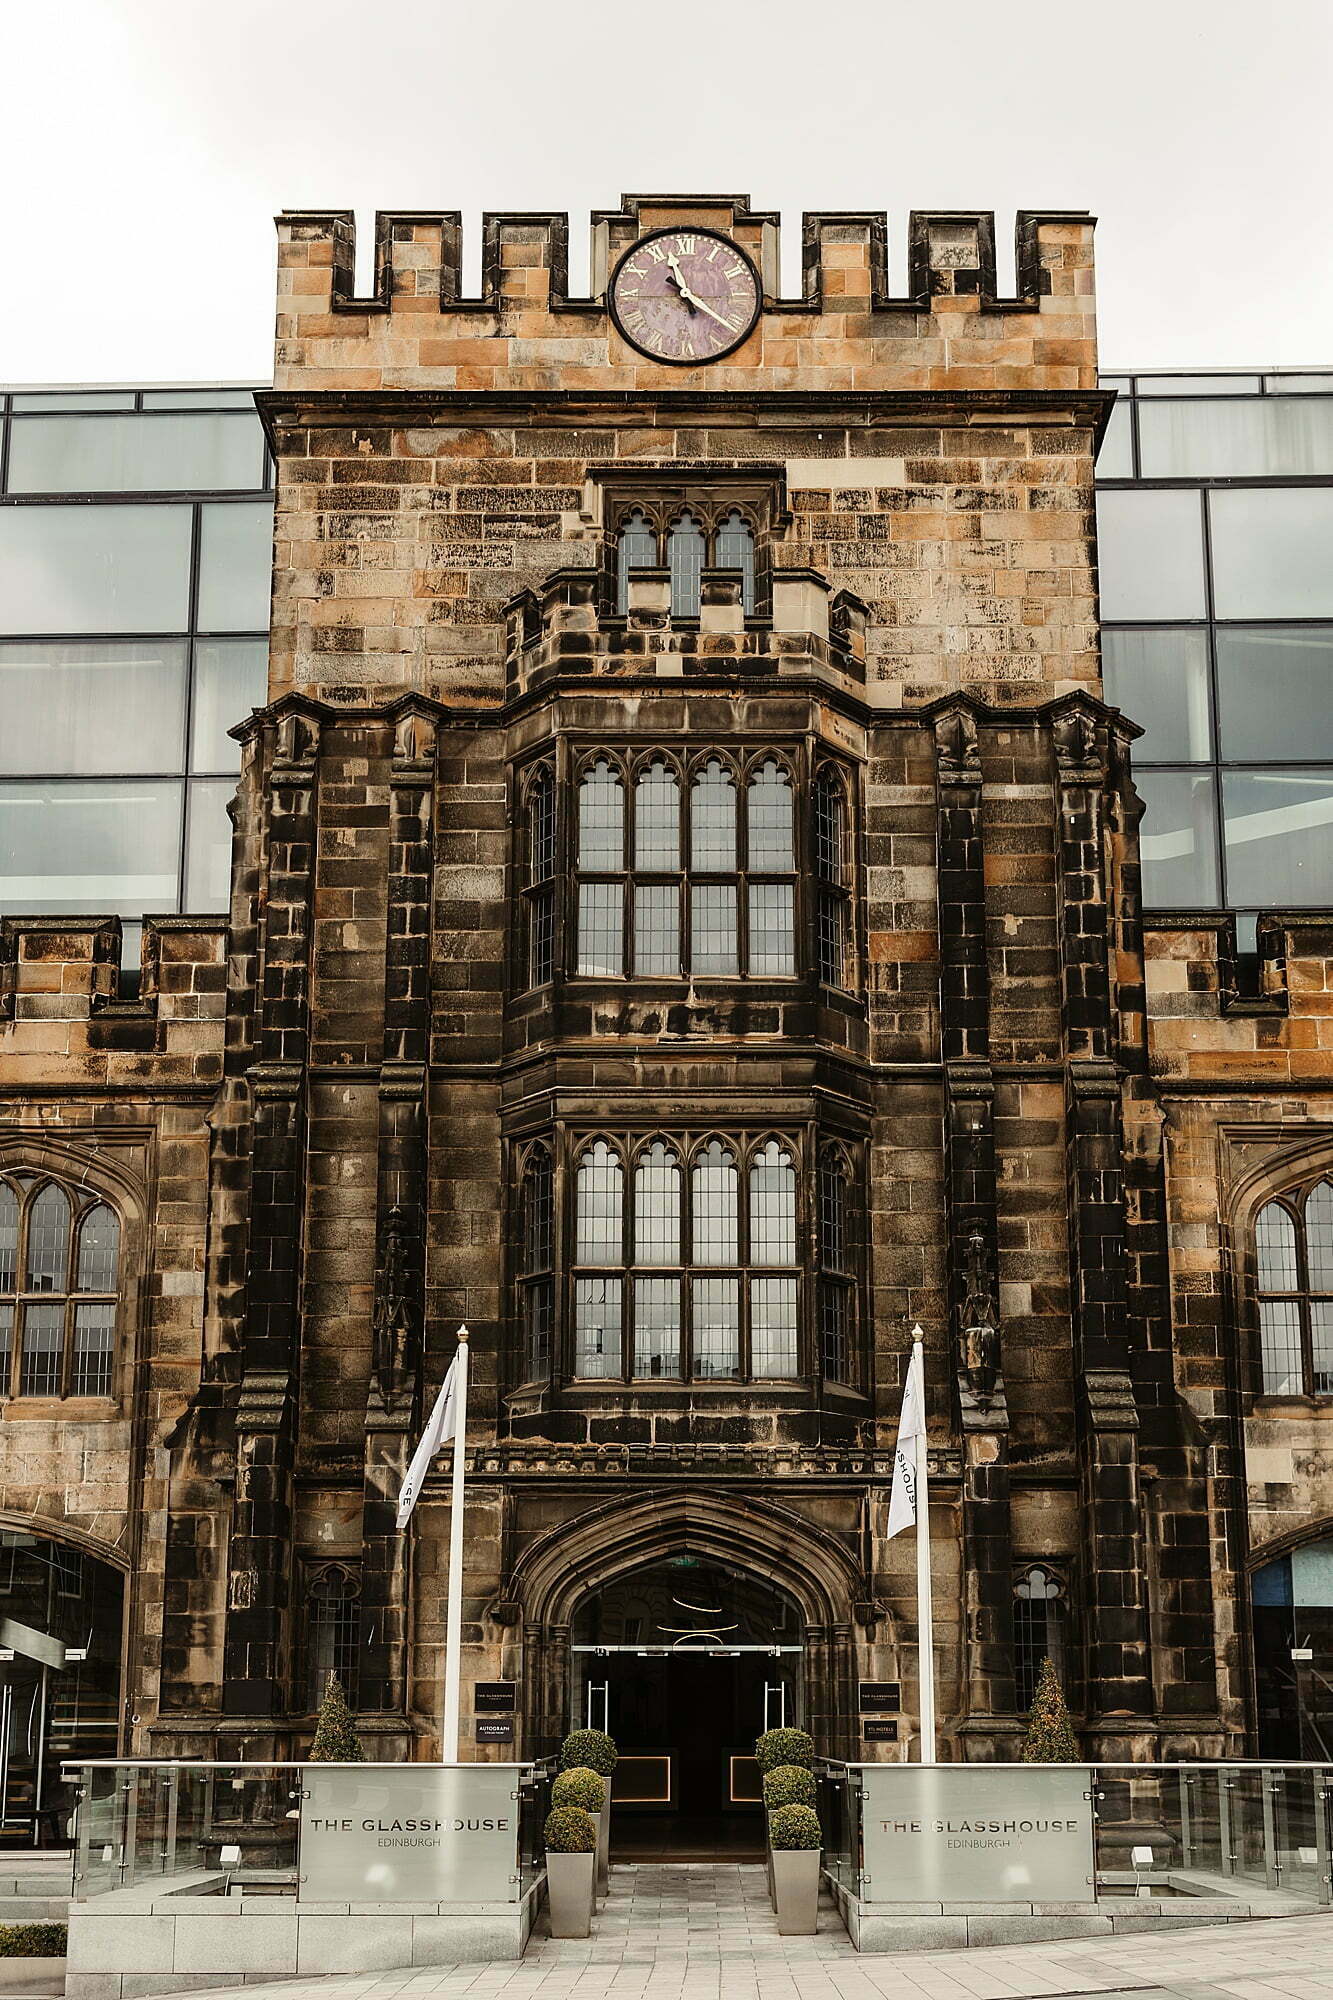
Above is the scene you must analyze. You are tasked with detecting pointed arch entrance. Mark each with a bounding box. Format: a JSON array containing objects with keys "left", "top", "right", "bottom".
[{"left": 511, "top": 1489, "right": 863, "bottom": 1854}]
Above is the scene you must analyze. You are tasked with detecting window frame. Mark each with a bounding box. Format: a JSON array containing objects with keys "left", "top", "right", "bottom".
[
  {"left": 301, "top": 1560, "right": 362, "bottom": 1712},
  {"left": 519, "top": 759, "right": 558, "bottom": 990},
  {"left": 1013, "top": 1563, "right": 1067, "bottom": 1713},
  {"left": 607, "top": 493, "right": 768, "bottom": 618},
  {"left": 1253, "top": 1177, "right": 1333, "bottom": 1397},
  {"left": 813, "top": 762, "right": 853, "bottom": 992},
  {"left": 0, "top": 1173, "right": 122, "bottom": 1403}
]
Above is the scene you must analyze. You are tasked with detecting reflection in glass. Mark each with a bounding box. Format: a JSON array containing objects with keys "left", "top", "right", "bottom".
[
  {"left": 692, "top": 1142, "right": 738, "bottom": 1265},
  {"left": 72, "top": 1304, "right": 115, "bottom": 1397},
  {"left": 1216, "top": 629, "right": 1333, "bottom": 762},
  {"left": 574, "top": 1276, "right": 620, "bottom": 1378},
  {"left": 6, "top": 413, "right": 266, "bottom": 495},
  {"left": 0, "top": 780, "right": 182, "bottom": 915},
  {"left": 0, "top": 641, "right": 187, "bottom": 776},
  {"left": 748, "top": 882, "right": 794, "bottom": 975},
  {"left": 576, "top": 1143, "right": 623, "bottom": 1265},
  {"left": 715, "top": 511, "right": 756, "bottom": 612},
  {"left": 19, "top": 1305, "right": 62, "bottom": 1397},
  {"left": 634, "top": 884, "right": 679, "bottom": 976},
  {"left": 1135, "top": 769, "right": 1220, "bottom": 906},
  {"left": 1096, "top": 400, "right": 1134, "bottom": 478},
  {"left": 1134, "top": 375, "right": 1262, "bottom": 396},
  {"left": 691, "top": 760, "right": 736, "bottom": 869},
  {"left": 1138, "top": 399, "right": 1333, "bottom": 479},
  {"left": 634, "top": 1144, "right": 681, "bottom": 1266},
  {"left": 633, "top": 1276, "right": 681, "bottom": 1378},
  {"left": 1223, "top": 770, "right": 1333, "bottom": 907},
  {"left": 635, "top": 761, "right": 679, "bottom": 869},
  {"left": 0, "top": 1187, "right": 16, "bottom": 1291},
  {"left": 750, "top": 1142, "right": 796, "bottom": 1264},
  {"left": 1095, "top": 490, "right": 1206, "bottom": 621},
  {"left": 578, "top": 881, "right": 623, "bottom": 975},
  {"left": 196, "top": 501, "right": 275, "bottom": 631},
  {"left": 26, "top": 1188, "right": 70, "bottom": 1292},
  {"left": 78, "top": 1207, "right": 120, "bottom": 1292},
  {"left": 691, "top": 883, "right": 738, "bottom": 975},
  {"left": 616, "top": 510, "right": 658, "bottom": 612},
  {"left": 1102, "top": 629, "right": 1211, "bottom": 764},
  {"left": 0, "top": 503, "right": 192, "bottom": 633},
  {"left": 578, "top": 760, "right": 623, "bottom": 869},
  {"left": 1256, "top": 1202, "right": 1298, "bottom": 1291},
  {"left": 693, "top": 1276, "right": 739, "bottom": 1378},
  {"left": 191, "top": 639, "right": 269, "bottom": 771},
  {"left": 1260, "top": 1300, "right": 1303, "bottom": 1395},
  {"left": 747, "top": 761, "right": 794, "bottom": 870},
  {"left": 752, "top": 1276, "right": 798, "bottom": 1377},
  {"left": 1307, "top": 1185, "right": 1333, "bottom": 1290},
  {"left": 184, "top": 779, "right": 236, "bottom": 910},
  {"left": 1210, "top": 489, "right": 1333, "bottom": 619},
  {"left": 668, "top": 512, "right": 706, "bottom": 617}
]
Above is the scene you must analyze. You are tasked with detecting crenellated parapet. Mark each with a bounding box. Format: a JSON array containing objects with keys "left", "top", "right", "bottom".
[{"left": 273, "top": 191, "right": 1096, "bottom": 396}]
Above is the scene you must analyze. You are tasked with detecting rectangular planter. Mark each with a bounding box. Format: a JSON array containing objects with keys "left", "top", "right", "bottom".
[
  {"left": 545, "top": 1851, "right": 595, "bottom": 1939},
  {"left": 771, "top": 1848, "right": 820, "bottom": 1937}
]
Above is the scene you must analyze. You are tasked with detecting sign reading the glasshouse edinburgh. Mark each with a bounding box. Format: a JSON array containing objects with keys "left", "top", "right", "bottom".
[
  {"left": 301, "top": 1765, "right": 519, "bottom": 1902},
  {"left": 860, "top": 1765, "right": 1094, "bottom": 1903}
]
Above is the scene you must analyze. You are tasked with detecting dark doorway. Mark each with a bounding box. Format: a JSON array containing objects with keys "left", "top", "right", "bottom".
[{"left": 572, "top": 1555, "right": 801, "bottom": 1860}]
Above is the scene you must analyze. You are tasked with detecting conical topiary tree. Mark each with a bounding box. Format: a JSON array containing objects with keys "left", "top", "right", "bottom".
[
  {"left": 308, "top": 1673, "right": 366, "bottom": 1761},
  {"left": 1020, "top": 1657, "right": 1079, "bottom": 1762}
]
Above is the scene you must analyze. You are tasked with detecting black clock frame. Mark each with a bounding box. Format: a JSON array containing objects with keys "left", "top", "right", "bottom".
[{"left": 607, "top": 227, "right": 763, "bottom": 366}]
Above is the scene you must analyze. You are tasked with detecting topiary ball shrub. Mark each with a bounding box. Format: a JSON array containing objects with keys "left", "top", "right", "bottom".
[
  {"left": 0, "top": 1923, "right": 67, "bottom": 1958},
  {"left": 754, "top": 1726, "right": 815, "bottom": 1774},
  {"left": 558, "top": 1727, "right": 618, "bottom": 1775},
  {"left": 768, "top": 1803, "right": 822, "bottom": 1851},
  {"left": 763, "top": 1763, "right": 816, "bottom": 1811},
  {"left": 552, "top": 1766, "right": 606, "bottom": 1813},
  {"left": 544, "top": 1805, "right": 597, "bottom": 1853}
]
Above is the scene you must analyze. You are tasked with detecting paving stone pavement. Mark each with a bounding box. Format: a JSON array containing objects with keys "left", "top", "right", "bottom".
[{"left": 166, "top": 1865, "right": 1333, "bottom": 2000}]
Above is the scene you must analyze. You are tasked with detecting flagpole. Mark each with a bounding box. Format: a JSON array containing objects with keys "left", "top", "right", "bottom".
[
  {"left": 912, "top": 1335, "right": 936, "bottom": 1762},
  {"left": 441, "top": 1327, "right": 470, "bottom": 1763}
]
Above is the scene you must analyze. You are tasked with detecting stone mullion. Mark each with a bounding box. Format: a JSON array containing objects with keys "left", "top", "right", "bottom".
[
  {"left": 359, "top": 709, "right": 437, "bottom": 1722},
  {"left": 1053, "top": 714, "right": 1154, "bottom": 1737},
  {"left": 222, "top": 713, "right": 320, "bottom": 1722},
  {"left": 932, "top": 706, "right": 1015, "bottom": 1740}
]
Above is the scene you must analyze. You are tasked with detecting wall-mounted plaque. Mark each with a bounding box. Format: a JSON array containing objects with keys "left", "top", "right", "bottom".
[
  {"left": 300, "top": 1765, "right": 519, "bottom": 1901},
  {"left": 859, "top": 1764, "right": 1095, "bottom": 1903},
  {"left": 863, "top": 1719, "right": 897, "bottom": 1742},
  {"left": 476, "top": 1717, "right": 514, "bottom": 1743},
  {"left": 474, "top": 1681, "right": 516, "bottom": 1713},
  {"left": 858, "top": 1681, "right": 901, "bottom": 1712}
]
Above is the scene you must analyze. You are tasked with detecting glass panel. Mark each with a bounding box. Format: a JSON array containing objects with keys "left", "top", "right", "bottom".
[
  {"left": 633, "top": 1276, "right": 681, "bottom": 1379},
  {"left": 18, "top": 1304, "right": 63, "bottom": 1397},
  {"left": 1135, "top": 769, "right": 1219, "bottom": 907},
  {"left": 715, "top": 511, "right": 755, "bottom": 612},
  {"left": 1139, "top": 399, "right": 1333, "bottom": 479},
  {"left": 1210, "top": 489, "right": 1333, "bottom": 619},
  {"left": 522, "top": 1154, "right": 553, "bottom": 1274},
  {"left": 575, "top": 1143, "right": 623, "bottom": 1265},
  {"left": 77, "top": 1205, "right": 119, "bottom": 1292},
  {"left": 1264, "top": 375, "right": 1333, "bottom": 394},
  {"left": 819, "top": 1157, "right": 847, "bottom": 1269},
  {"left": 1260, "top": 1300, "right": 1303, "bottom": 1394},
  {"left": 0, "top": 1186, "right": 16, "bottom": 1291},
  {"left": 752, "top": 1276, "right": 798, "bottom": 1378},
  {"left": 141, "top": 389, "right": 261, "bottom": 410},
  {"left": 6, "top": 413, "right": 266, "bottom": 494},
  {"left": 814, "top": 774, "right": 845, "bottom": 881},
  {"left": 668, "top": 511, "right": 705, "bottom": 617},
  {"left": 578, "top": 760, "right": 624, "bottom": 869},
  {"left": 1135, "top": 374, "right": 1262, "bottom": 395},
  {"left": 634, "top": 761, "right": 680, "bottom": 870},
  {"left": 634, "top": 884, "right": 679, "bottom": 975},
  {"left": 633, "top": 1144, "right": 681, "bottom": 1266},
  {"left": 616, "top": 510, "right": 658, "bottom": 612},
  {"left": 196, "top": 501, "right": 274, "bottom": 631},
  {"left": 1101, "top": 629, "right": 1211, "bottom": 763},
  {"left": 1313, "top": 1303, "right": 1333, "bottom": 1397},
  {"left": 0, "top": 640, "right": 187, "bottom": 775},
  {"left": 184, "top": 779, "right": 235, "bottom": 911},
  {"left": 750, "top": 1142, "right": 796, "bottom": 1264},
  {"left": 820, "top": 1280, "right": 850, "bottom": 1385},
  {"left": 524, "top": 1277, "right": 553, "bottom": 1381},
  {"left": 1256, "top": 1202, "right": 1299, "bottom": 1291},
  {"left": 693, "top": 1276, "right": 739, "bottom": 1379},
  {"left": 692, "top": 1142, "right": 738, "bottom": 1266},
  {"left": 747, "top": 760, "right": 794, "bottom": 870},
  {"left": 528, "top": 768, "right": 556, "bottom": 881},
  {"left": 25, "top": 1186, "right": 70, "bottom": 1290},
  {"left": 0, "top": 1304, "right": 10, "bottom": 1386},
  {"left": 748, "top": 881, "right": 794, "bottom": 975},
  {"left": 72, "top": 1303, "right": 115, "bottom": 1397},
  {"left": 191, "top": 639, "right": 269, "bottom": 771},
  {"left": 578, "top": 881, "right": 624, "bottom": 976},
  {"left": 1223, "top": 770, "right": 1333, "bottom": 907},
  {"left": 528, "top": 886, "right": 554, "bottom": 988},
  {"left": 1095, "top": 490, "right": 1205, "bottom": 621},
  {"left": 1215, "top": 628, "right": 1333, "bottom": 762},
  {"left": 0, "top": 503, "right": 191, "bottom": 633},
  {"left": 574, "top": 1276, "right": 621, "bottom": 1379},
  {"left": 818, "top": 891, "right": 847, "bottom": 988},
  {"left": 690, "top": 760, "right": 736, "bottom": 870},
  {"left": 691, "top": 883, "right": 738, "bottom": 975},
  {"left": 1096, "top": 400, "right": 1134, "bottom": 478},
  {"left": 1306, "top": 1185, "right": 1333, "bottom": 1291},
  {"left": 10, "top": 391, "right": 137, "bottom": 412}
]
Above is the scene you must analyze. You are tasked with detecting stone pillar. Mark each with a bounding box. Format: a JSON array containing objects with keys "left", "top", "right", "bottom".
[{"left": 221, "top": 710, "right": 320, "bottom": 1723}]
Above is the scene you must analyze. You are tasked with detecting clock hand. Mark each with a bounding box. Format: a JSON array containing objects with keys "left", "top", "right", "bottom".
[
  {"left": 665, "top": 252, "right": 698, "bottom": 311},
  {"left": 677, "top": 286, "right": 738, "bottom": 335}
]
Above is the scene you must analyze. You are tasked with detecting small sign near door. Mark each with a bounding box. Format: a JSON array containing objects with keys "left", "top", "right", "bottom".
[
  {"left": 862, "top": 1719, "right": 897, "bottom": 1742},
  {"left": 474, "top": 1681, "right": 516, "bottom": 1713},
  {"left": 858, "top": 1681, "right": 901, "bottom": 1712},
  {"left": 475, "top": 1717, "right": 514, "bottom": 1743}
]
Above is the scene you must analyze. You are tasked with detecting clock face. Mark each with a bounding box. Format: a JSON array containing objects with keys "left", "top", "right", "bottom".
[{"left": 609, "top": 228, "right": 761, "bottom": 364}]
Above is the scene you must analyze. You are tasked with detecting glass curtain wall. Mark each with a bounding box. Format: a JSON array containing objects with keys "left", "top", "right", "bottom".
[
  {"left": 1096, "top": 371, "right": 1333, "bottom": 949},
  {"left": 0, "top": 388, "right": 273, "bottom": 975}
]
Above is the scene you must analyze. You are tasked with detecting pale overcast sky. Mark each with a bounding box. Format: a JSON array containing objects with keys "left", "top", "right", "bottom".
[{"left": 3, "top": 0, "right": 1330, "bottom": 385}]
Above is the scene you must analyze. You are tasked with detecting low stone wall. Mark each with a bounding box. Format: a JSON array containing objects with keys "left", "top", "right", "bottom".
[{"left": 65, "top": 1878, "right": 544, "bottom": 1998}]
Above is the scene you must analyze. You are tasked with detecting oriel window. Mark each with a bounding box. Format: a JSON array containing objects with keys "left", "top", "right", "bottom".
[{"left": 614, "top": 507, "right": 756, "bottom": 616}]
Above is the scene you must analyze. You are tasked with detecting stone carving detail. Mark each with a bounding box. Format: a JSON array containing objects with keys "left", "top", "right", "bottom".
[
  {"left": 958, "top": 1230, "right": 1001, "bottom": 1410},
  {"left": 934, "top": 705, "right": 981, "bottom": 782},
  {"left": 372, "top": 1204, "right": 420, "bottom": 1403},
  {"left": 1053, "top": 705, "right": 1102, "bottom": 781}
]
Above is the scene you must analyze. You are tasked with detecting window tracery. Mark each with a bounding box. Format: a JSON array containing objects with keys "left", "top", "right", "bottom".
[
  {"left": 613, "top": 505, "right": 757, "bottom": 616},
  {"left": 1255, "top": 1180, "right": 1333, "bottom": 1394},
  {"left": 0, "top": 1174, "right": 121, "bottom": 1400}
]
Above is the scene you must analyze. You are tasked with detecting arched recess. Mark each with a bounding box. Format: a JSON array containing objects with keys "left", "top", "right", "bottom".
[
  {"left": 509, "top": 1487, "right": 869, "bottom": 1757},
  {"left": 1225, "top": 1134, "right": 1333, "bottom": 1401}
]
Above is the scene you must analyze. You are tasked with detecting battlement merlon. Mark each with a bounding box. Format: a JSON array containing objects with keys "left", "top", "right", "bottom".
[{"left": 273, "top": 196, "right": 1097, "bottom": 395}]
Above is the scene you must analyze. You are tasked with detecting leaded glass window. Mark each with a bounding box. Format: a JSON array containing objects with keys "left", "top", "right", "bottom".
[
  {"left": 715, "top": 510, "right": 756, "bottom": 613},
  {"left": 668, "top": 512, "right": 706, "bottom": 618},
  {"left": 616, "top": 510, "right": 659, "bottom": 611},
  {"left": 520, "top": 1148, "right": 554, "bottom": 1382},
  {"left": 0, "top": 1177, "right": 121, "bottom": 1400},
  {"left": 1014, "top": 1565, "right": 1065, "bottom": 1713},
  {"left": 524, "top": 763, "right": 557, "bottom": 988},
  {"left": 818, "top": 1148, "right": 855, "bottom": 1386},
  {"left": 614, "top": 506, "right": 758, "bottom": 618},
  {"left": 305, "top": 1565, "right": 361, "bottom": 1711},
  {"left": 1255, "top": 1182, "right": 1333, "bottom": 1394},
  {"left": 814, "top": 766, "right": 851, "bottom": 990}
]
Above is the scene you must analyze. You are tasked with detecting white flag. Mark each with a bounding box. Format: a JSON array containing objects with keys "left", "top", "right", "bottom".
[
  {"left": 396, "top": 1356, "right": 459, "bottom": 1529},
  {"left": 887, "top": 1341, "right": 924, "bottom": 1538}
]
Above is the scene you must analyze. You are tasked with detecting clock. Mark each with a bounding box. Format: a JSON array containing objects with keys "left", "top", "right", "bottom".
[{"left": 609, "top": 228, "right": 762, "bottom": 365}]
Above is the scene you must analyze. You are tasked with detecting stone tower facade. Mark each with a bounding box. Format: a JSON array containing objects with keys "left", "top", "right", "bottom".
[{"left": 14, "top": 193, "right": 1321, "bottom": 1784}]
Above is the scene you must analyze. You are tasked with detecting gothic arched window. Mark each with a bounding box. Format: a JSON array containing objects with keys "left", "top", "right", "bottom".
[
  {"left": 574, "top": 1143, "right": 624, "bottom": 1379},
  {"left": 817, "top": 1148, "right": 854, "bottom": 1386},
  {"left": 520, "top": 1147, "right": 554, "bottom": 1382},
  {"left": 576, "top": 760, "right": 626, "bottom": 975},
  {"left": 813, "top": 766, "right": 851, "bottom": 990},
  {"left": 305, "top": 1564, "right": 361, "bottom": 1711},
  {"left": 523, "top": 762, "right": 557, "bottom": 989},
  {"left": 668, "top": 512, "right": 707, "bottom": 618},
  {"left": 1014, "top": 1565, "right": 1066, "bottom": 1712},
  {"left": 715, "top": 510, "right": 756, "bottom": 613},
  {"left": 1255, "top": 1182, "right": 1333, "bottom": 1394},
  {"left": 745, "top": 760, "right": 795, "bottom": 975},
  {"left": 0, "top": 1175, "right": 121, "bottom": 1400},
  {"left": 748, "top": 1141, "right": 798, "bottom": 1378},
  {"left": 615, "top": 509, "right": 659, "bottom": 611}
]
